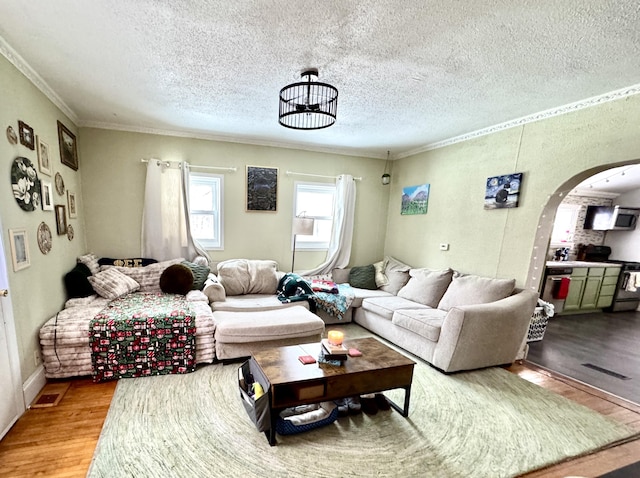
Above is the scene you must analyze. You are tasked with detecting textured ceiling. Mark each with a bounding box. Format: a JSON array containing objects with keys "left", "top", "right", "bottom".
[{"left": 1, "top": 0, "right": 639, "bottom": 159}]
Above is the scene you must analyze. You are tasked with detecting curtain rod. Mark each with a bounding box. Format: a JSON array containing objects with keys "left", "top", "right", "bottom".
[
  {"left": 286, "top": 171, "right": 362, "bottom": 181},
  {"left": 140, "top": 159, "right": 236, "bottom": 172}
]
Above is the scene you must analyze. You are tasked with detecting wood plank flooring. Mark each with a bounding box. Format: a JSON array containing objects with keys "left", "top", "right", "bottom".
[{"left": 1, "top": 364, "right": 639, "bottom": 477}]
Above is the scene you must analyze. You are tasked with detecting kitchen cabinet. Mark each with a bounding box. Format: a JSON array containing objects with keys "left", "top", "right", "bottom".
[{"left": 562, "top": 266, "right": 620, "bottom": 312}]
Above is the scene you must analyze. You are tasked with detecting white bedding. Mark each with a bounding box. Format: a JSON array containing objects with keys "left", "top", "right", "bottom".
[{"left": 39, "top": 291, "right": 216, "bottom": 379}]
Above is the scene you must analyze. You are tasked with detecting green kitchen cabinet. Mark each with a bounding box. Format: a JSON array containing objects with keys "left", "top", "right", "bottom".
[
  {"left": 563, "top": 268, "right": 587, "bottom": 312},
  {"left": 580, "top": 267, "right": 605, "bottom": 309},
  {"left": 596, "top": 267, "right": 621, "bottom": 308}
]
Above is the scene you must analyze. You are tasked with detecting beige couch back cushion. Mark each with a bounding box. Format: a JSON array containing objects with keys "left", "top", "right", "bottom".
[
  {"left": 437, "top": 274, "right": 515, "bottom": 311},
  {"left": 217, "top": 259, "right": 280, "bottom": 296},
  {"left": 397, "top": 268, "right": 453, "bottom": 308}
]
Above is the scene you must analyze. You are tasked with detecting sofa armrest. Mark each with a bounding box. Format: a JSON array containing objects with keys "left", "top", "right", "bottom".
[{"left": 432, "top": 289, "right": 538, "bottom": 372}]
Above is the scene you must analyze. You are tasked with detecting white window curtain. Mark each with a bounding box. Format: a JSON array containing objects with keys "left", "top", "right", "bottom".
[
  {"left": 141, "top": 160, "right": 210, "bottom": 263},
  {"left": 299, "top": 174, "right": 356, "bottom": 276}
]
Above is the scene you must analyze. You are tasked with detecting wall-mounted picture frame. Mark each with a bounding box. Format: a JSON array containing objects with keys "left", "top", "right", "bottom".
[
  {"left": 57, "top": 120, "right": 78, "bottom": 171},
  {"left": 41, "top": 180, "right": 54, "bottom": 211},
  {"left": 9, "top": 228, "right": 30, "bottom": 272},
  {"left": 37, "top": 136, "right": 51, "bottom": 176},
  {"left": 67, "top": 191, "right": 77, "bottom": 218},
  {"left": 484, "top": 172, "right": 523, "bottom": 210},
  {"left": 246, "top": 165, "right": 278, "bottom": 212},
  {"left": 18, "top": 120, "right": 35, "bottom": 150},
  {"left": 55, "top": 204, "right": 67, "bottom": 235},
  {"left": 401, "top": 184, "right": 430, "bottom": 215}
]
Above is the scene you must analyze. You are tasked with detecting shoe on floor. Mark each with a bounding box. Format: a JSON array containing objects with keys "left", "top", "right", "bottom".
[
  {"left": 360, "top": 394, "right": 378, "bottom": 415},
  {"left": 347, "top": 396, "right": 362, "bottom": 415},
  {"left": 375, "top": 393, "right": 391, "bottom": 411},
  {"left": 335, "top": 398, "right": 349, "bottom": 417}
]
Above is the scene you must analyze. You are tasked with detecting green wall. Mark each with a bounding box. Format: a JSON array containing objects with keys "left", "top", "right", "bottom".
[
  {"left": 0, "top": 54, "right": 86, "bottom": 381},
  {"left": 78, "top": 128, "right": 391, "bottom": 271}
]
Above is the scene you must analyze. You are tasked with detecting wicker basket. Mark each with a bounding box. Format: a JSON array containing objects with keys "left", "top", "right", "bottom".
[{"left": 526, "top": 306, "right": 549, "bottom": 342}]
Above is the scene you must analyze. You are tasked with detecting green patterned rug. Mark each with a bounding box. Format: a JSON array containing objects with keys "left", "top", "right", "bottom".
[{"left": 88, "top": 332, "right": 636, "bottom": 478}]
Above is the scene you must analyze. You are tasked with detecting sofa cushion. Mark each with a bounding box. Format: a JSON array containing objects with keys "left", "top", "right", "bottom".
[
  {"left": 211, "top": 294, "right": 310, "bottom": 312},
  {"left": 379, "top": 256, "right": 411, "bottom": 295},
  {"left": 361, "top": 296, "right": 430, "bottom": 320},
  {"left": 349, "top": 264, "right": 377, "bottom": 290},
  {"left": 397, "top": 268, "right": 453, "bottom": 308},
  {"left": 437, "top": 274, "right": 516, "bottom": 311},
  {"left": 217, "top": 259, "right": 279, "bottom": 295},
  {"left": 392, "top": 308, "right": 447, "bottom": 342},
  {"left": 213, "top": 306, "right": 324, "bottom": 343},
  {"left": 102, "top": 258, "right": 185, "bottom": 292},
  {"left": 350, "top": 287, "right": 394, "bottom": 308},
  {"left": 88, "top": 268, "right": 140, "bottom": 300}
]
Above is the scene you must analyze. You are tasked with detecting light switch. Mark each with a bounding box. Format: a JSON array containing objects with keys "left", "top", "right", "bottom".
[{"left": 439, "top": 243, "right": 449, "bottom": 251}]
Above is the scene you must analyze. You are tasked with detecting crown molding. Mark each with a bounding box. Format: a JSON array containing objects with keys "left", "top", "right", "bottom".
[
  {"left": 569, "top": 188, "right": 619, "bottom": 199},
  {"left": 398, "top": 84, "right": 640, "bottom": 159},
  {"left": 0, "top": 36, "right": 78, "bottom": 124}
]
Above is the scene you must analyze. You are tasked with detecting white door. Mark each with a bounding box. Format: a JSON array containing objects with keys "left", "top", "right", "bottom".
[{"left": 0, "top": 221, "right": 25, "bottom": 440}]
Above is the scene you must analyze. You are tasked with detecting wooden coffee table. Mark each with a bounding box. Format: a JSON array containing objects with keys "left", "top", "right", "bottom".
[{"left": 250, "top": 337, "right": 415, "bottom": 445}]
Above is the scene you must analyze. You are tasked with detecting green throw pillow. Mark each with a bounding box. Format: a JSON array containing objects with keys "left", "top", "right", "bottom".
[
  {"left": 349, "top": 264, "right": 377, "bottom": 290},
  {"left": 182, "top": 261, "right": 210, "bottom": 290}
]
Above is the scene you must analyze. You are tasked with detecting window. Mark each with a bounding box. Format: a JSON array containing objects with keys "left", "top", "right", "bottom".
[
  {"left": 189, "top": 173, "right": 223, "bottom": 249},
  {"left": 293, "top": 182, "right": 335, "bottom": 249},
  {"left": 550, "top": 204, "right": 580, "bottom": 245}
]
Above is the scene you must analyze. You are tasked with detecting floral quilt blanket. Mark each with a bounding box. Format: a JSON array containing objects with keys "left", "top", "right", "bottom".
[
  {"left": 89, "top": 292, "right": 196, "bottom": 382},
  {"left": 312, "top": 283, "right": 355, "bottom": 321}
]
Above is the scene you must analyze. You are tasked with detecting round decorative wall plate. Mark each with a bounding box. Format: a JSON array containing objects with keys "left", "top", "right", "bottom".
[
  {"left": 55, "top": 172, "right": 65, "bottom": 195},
  {"left": 11, "top": 157, "right": 41, "bottom": 211},
  {"left": 6, "top": 125, "right": 18, "bottom": 144},
  {"left": 37, "top": 222, "right": 52, "bottom": 254},
  {"left": 66, "top": 224, "right": 74, "bottom": 241}
]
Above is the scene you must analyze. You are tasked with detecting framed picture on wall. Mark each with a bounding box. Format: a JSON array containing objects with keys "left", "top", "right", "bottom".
[
  {"left": 18, "top": 120, "right": 35, "bottom": 150},
  {"left": 67, "top": 191, "right": 77, "bottom": 218},
  {"left": 41, "top": 180, "right": 54, "bottom": 211},
  {"left": 37, "top": 136, "right": 52, "bottom": 176},
  {"left": 9, "top": 228, "right": 30, "bottom": 272},
  {"left": 57, "top": 120, "right": 78, "bottom": 171},
  {"left": 246, "top": 165, "right": 278, "bottom": 212},
  {"left": 484, "top": 172, "right": 523, "bottom": 210},
  {"left": 401, "top": 184, "right": 430, "bottom": 215},
  {"left": 55, "top": 204, "right": 67, "bottom": 235}
]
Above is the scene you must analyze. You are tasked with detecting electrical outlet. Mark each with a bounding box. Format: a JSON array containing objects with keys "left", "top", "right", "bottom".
[
  {"left": 33, "top": 350, "right": 40, "bottom": 367},
  {"left": 439, "top": 243, "right": 449, "bottom": 251}
]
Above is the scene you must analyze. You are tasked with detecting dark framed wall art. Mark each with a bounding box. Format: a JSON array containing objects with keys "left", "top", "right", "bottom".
[
  {"left": 246, "top": 166, "right": 278, "bottom": 212},
  {"left": 57, "top": 120, "right": 78, "bottom": 170},
  {"left": 484, "top": 173, "right": 523, "bottom": 210}
]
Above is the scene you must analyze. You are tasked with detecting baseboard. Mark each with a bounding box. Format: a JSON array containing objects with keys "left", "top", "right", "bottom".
[{"left": 23, "top": 364, "right": 46, "bottom": 408}]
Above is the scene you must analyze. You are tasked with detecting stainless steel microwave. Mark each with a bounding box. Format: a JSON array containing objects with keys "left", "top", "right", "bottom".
[{"left": 584, "top": 205, "right": 640, "bottom": 231}]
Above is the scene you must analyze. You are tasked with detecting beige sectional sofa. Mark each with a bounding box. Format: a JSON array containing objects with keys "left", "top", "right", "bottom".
[
  {"left": 330, "top": 257, "right": 539, "bottom": 373},
  {"left": 202, "top": 257, "right": 538, "bottom": 372}
]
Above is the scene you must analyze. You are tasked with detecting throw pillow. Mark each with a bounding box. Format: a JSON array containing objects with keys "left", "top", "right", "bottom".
[
  {"left": 63, "top": 263, "right": 95, "bottom": 299},
  {"left": 217, "top": 259, "right": 279, "bottom": 295},
  {"left": 103, "top": 258, "right": 185, "bottom": 292},
  {"left": 88, "top": 268, "right": 140, "bottom": 300},
  {"left": 182, "top": 261, "right": 210, "bottom": 290},
  {"left": 203, "top": 274, "right": 226, "bottom": 302},
  {"left": 98, "top": 257, "right": 158, "bottom": 268},
  {"left": 160, "top": 264, "right": 195, "bottom": 295},
  {"left": 437, "top": 274, "right": 516, "bottom": 311},
  {"left": 77, "top": 253, "right": 100, "bottom": 275},
  {"left": 373, "top": 259, "right": 389, "bottom": 287},
  {"left": 380, "top": 256, "right": 412, "bottom": 295},
  {"left": 397, "top": 268, "right": 453, "bottom": 308},
  {"left": 349, "top": 264, "right": 378, "bottom": 290},
  {"left": 331, "top": 268, "right": 351, "bottom": 284}
]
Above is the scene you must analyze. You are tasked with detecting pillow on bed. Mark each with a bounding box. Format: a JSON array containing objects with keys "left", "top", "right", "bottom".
[
  {"left": 160, "top": 264, "right": 194, "bottom": 295},
  {"left": 103, "top": 258, "right": 185, "bottom": 292},
  {"left": 98, "top": 257, "right": 158, "bottom": 268},
  {"left": 88, "top": 268, "right": 140, "bottom": 300},
  {"left": 64, "top": 263, "right": 95, "bottom": 299},
  {"left": 181, "top": 261, "right": 210, "bottom": 290},
  {"left": 77, "top": 253, "right": 100, "bottom": 275}
]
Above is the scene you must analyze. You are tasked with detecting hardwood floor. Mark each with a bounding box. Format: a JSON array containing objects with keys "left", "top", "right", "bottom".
[
  {"left": 527, "top": 310, "right": 640, "bottom": 405},
  {"left": 1, "top": 364, "right": 639, "bottom": 477}
]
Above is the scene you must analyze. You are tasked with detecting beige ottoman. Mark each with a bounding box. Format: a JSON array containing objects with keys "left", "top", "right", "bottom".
[{"left": 213, "top": 305, "right": 325, "bottom": 360}]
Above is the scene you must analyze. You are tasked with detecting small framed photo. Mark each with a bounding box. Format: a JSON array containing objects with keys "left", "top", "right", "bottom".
[
  {"left": 67, "top": 191, "right": 77, "bottom": 218},
  {"left": 246, "top": 165, "right": 278, "bottom": 212},
  {"left": 37, "top": 136, "right": 52, "bottom": 176},
  {"left": 55, "top": 204, "right": 67, "bottom": 235},
  {"left": 57, "top": 120, "right": 78, "bottom": 171},
  {"left": 9, "top": 228, "right": 30, "bottom": 272},
  {"left": 41, "top": 180, "right": 54, "bottom": 211},
  {"left": 18, "top": 120, "right": 35, "bottom": 150}
]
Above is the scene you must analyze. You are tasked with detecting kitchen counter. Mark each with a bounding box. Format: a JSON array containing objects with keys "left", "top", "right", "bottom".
[{"left": 546, "top": 261, "right": 622, "bottom": 268}]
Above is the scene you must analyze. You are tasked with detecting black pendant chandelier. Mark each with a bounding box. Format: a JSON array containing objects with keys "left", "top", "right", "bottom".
[{"left": 279, "top": 69, "right": 338, "bottom": 130}]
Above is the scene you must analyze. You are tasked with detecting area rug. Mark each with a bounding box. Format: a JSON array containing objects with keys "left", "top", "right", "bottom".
[{"left": 88, "top": 351, "right": 637, "bottom": 478}]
